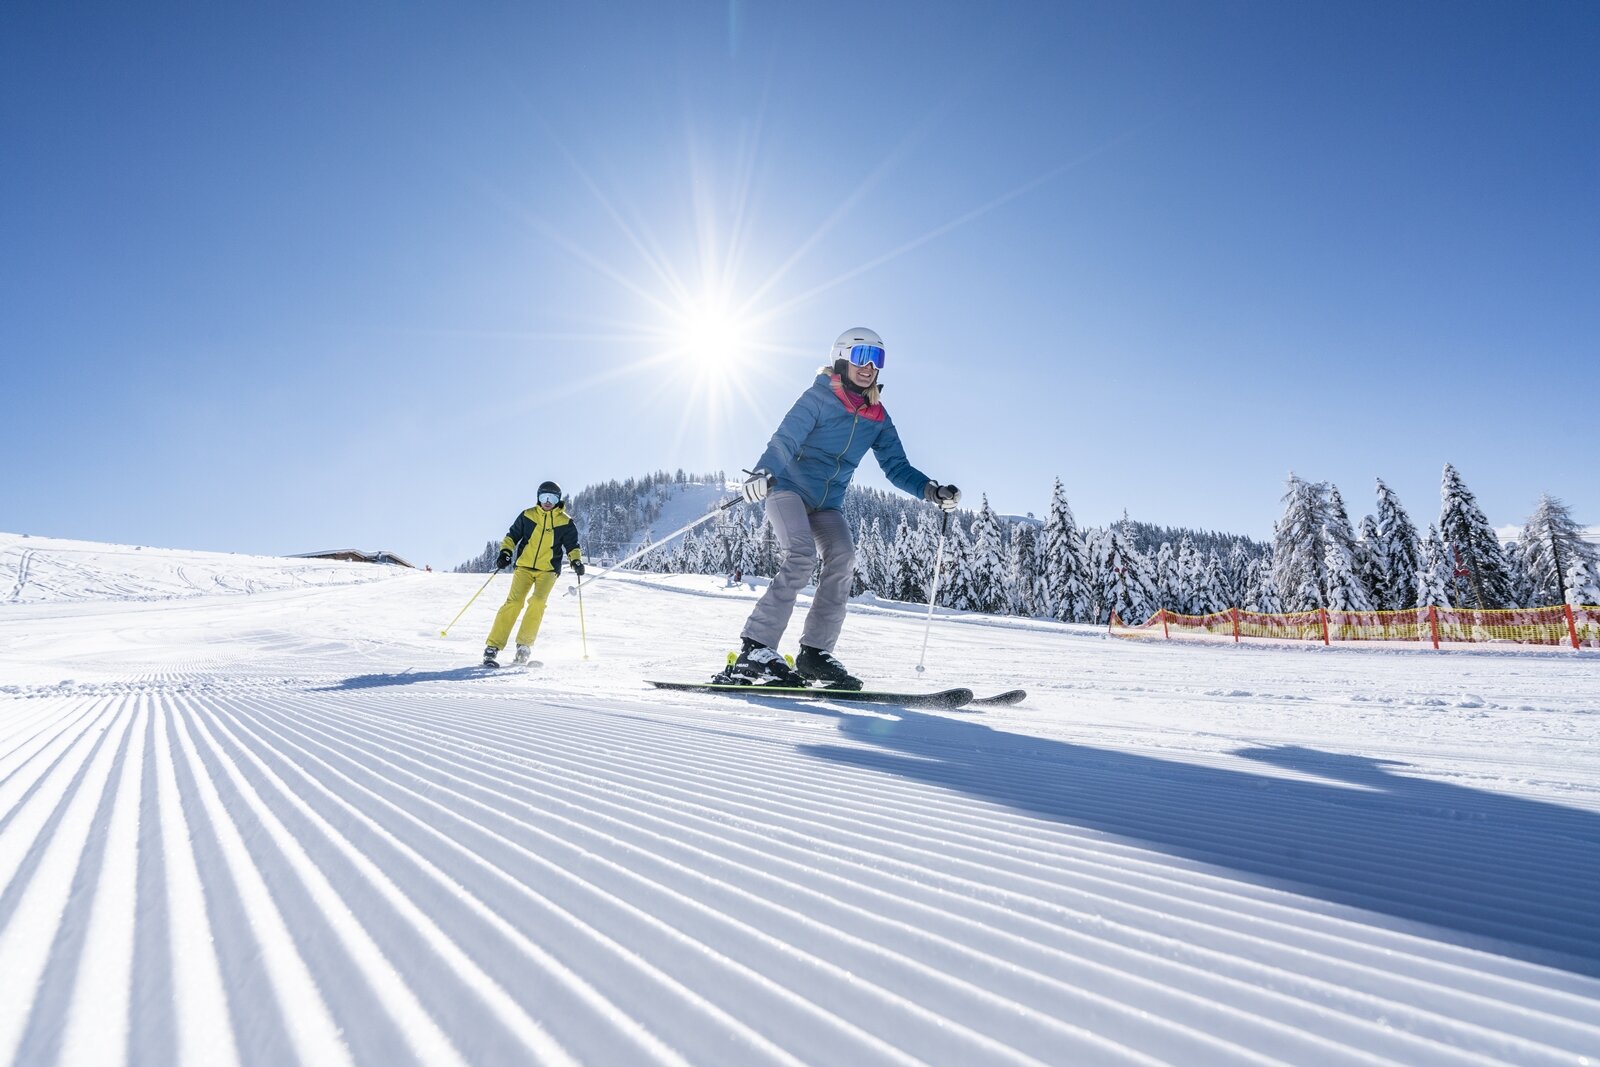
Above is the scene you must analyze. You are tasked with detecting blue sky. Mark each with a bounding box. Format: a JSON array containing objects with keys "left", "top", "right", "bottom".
[{"left": 4, "top": 1, "right": 1595, "bottom": 568}]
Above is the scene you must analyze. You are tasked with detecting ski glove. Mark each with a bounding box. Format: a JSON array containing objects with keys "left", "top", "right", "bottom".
[
  {"left": 925, "top": 482, "right": 961, "bottom": 512},
  {"left": 571, "top": 560, "right": 586, "bottom": 577},
  {"left": 496, "top": 548, "right": 513, "bottom": 569},
  {"left": 741, "top": 469, "right": 773, "bottom": 504}
]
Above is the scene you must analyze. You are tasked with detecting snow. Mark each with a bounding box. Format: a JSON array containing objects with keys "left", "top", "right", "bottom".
[{"left": 2, "top": 530, "right": 1598, "bottom": 1065}]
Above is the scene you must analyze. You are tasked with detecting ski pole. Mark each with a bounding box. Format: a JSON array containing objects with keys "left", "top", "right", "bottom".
[
  {"left": 575, "top": 576, "right": 589, "bottom": 659},
  {"left": 566, "top": 491, "right": 748, "bottom": 595},
  {"left": 440, "top": 567, "right": 501, "bottom": 637},
  {"left": 915, "top": 511, "right": 952, "bottom": 673}
]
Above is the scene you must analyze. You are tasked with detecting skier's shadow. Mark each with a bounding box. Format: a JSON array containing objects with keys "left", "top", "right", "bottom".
[
  {"left": 313, "top": 666, "right": 499, "bottom": 691},
  {"left": 796, "top": 708, "right": 1600, "bottom": 977}
]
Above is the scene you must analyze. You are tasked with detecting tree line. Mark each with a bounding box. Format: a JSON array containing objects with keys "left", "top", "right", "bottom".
[{"left": 459, "top": 466, "right": 1600, "bottom": 620}]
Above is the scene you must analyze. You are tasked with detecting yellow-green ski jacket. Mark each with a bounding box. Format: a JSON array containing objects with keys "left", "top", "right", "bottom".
[{"left": 501, "top": 506, "right": 582, "bottom": 574}]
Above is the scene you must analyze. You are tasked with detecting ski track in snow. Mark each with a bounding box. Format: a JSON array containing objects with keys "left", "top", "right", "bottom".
[{"left": 1, "top": 533, "right": 1598, "bottom": 1066}]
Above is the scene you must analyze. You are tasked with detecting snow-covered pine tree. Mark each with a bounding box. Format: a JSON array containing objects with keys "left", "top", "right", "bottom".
[
  {"left": 1176, "top": 536, "right": 1203, "bottom": 615},
  {"left": 1006, "top": 520, "right": 1040, "bottom": 616},
  {"left": 633, "top": 532, "right": 659, "bottom": 572},
  {"left": 867, "top": 519, "right": 892, "bottom": 594},
  {"left": 1517, "top": 494, "right": 1600, "bottom": 607},
  {"left": 1079, "top": 526, "right": 1107, "bottom": 623},
  {"left": 1243, "top": 551, "right": 1285, "bottom": 613},
  {"left": 888, "top": 515, "right": 921, "bottom": 602},
  {"left": 1272, "top": 474, "right": 1329, "bottom": 611},
  {"left": 453, "top": 540, "right": 500, "bottom": 573},
  {"left": 1197, "top": 549, "right": 1228, "bottom": 614},
  {"left": 850, "top": 522, "right": 873, "bottom": 597},
  {"left": 967, "top": 497, "right": 1008, "bottom": 614},
  {"left": 1153, "top": 542, "right": 1179, "bottom": 616},
  {"left": 1565, "top": 555, "right": 1600, "bottom": 607},
  {"left": 1438, "top": 464, "right": 1516, "bottom": 609},
  {"left": 938, "top": 517, "right": 974, "bottom": 610},
  {"left": 1037, "top": 478, "right": 1089, "bottom": 623},
  {"left": 1355, "top": 515, "right": 1385, "bottom": 610},
  {"left": 1373, "top": 478, "right": 1421, "bottom": 610},
  {"left": 1094, "top": 515, "right": 1156, "bottom": 625},
  {"left": 1323, "top": 537, "right": 1373, "bottom": 611},
  {"left": 752, "top": 519, "right": 779, "bottom": 578},
  {"left": 1416, "top": 524, "right": 1454, "bottom": 610},
  {"left": 1321, "top": 484, "right": 1367, "bottom": 609},
  {"left": 1222, "top": 543, "right": 1251, "bottom": 612}
]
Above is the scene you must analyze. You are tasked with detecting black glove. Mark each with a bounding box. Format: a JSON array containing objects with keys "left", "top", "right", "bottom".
[
  {"left": 496, "top": 548, "right": 513, "bottom": 569},
  {"left": 571, "top": 560, "right": 586, "bottom": 577},
  {"left": 924, "top": 482, "right": 961, "bottom": 512}
]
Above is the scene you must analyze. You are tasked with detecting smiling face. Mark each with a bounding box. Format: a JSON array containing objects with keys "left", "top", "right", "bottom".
[{"left": 846, "top": 360, "right": 878, "bottom": 390}]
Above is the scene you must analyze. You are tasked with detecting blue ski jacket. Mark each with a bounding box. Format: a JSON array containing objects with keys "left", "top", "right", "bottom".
[{"left": 752, "top": 370, "right": 932, "bottom": 512}]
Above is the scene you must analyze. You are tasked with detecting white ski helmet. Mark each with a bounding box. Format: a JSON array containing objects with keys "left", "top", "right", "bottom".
[{"left": 830, "top": 326, "right": 885, "bottom": 369}]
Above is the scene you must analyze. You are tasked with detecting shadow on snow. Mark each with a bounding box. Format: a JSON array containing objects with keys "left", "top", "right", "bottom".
[
  {"left": 314, "top": 666, "right": 504, "bottom": 691},
  {"left": 795, "top": 707, "right": 1600, "bottom": 978}
]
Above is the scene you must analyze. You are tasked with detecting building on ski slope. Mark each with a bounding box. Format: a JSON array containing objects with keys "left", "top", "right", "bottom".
[{"left": 290, "top": 549, "right": 417, "bottom": 568}]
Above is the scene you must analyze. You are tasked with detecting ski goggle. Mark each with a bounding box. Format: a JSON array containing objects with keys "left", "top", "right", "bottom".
[
  {"left": 847, "top": 344, "right": 885, "bottom": 369},
  {"left": 538, "top": 492, "right": 560, "bottom": 507}
]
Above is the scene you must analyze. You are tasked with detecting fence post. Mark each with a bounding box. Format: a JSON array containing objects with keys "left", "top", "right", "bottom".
[
  {"left": 1428, "top": 605, "right": 1440, "bottom": 650},
  {"left": 1161, "top": 608, "right": 1169, "bottom": 640},
  {"left": 1320, "top": 607, "right": 1330, "bottom": 646},
  {"left": 1231, "top": 606, "right": 1240, "bottom": 643},
  {"left": 1566, "top": 603, "right": 1581, "bottom": 650}
]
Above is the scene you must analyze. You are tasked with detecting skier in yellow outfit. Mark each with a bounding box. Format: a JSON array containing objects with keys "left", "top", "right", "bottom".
[{"left": 484, "top": 480, "right": 585, "bottom": 667}]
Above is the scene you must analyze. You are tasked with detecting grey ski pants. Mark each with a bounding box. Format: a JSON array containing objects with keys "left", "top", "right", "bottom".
[{"left": 741, "top": 490, "right": 854, "bottom": 653}]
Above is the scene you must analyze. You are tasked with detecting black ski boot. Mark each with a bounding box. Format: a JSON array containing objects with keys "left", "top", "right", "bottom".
[
  {"left": 727, "top": 639, "right": 807, "bottom": 687},
  {"left": 482, "top": 645, "right": 501, "bottom": 668},
  {"left": 795, "top": 645, "right": 863, "bottom": 690}
]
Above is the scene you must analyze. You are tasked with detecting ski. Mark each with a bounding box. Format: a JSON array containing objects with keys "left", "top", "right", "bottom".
[
  {"left": 969, "top": 689, "right": 1027, "bottom": 707},
  {"left": 647, "top": 680, "right": 975, "bottom": 710}
]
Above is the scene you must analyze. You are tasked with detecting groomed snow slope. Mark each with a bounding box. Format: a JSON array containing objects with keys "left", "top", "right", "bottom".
[{"left": 2, "top": 532, "right": 1597, "bottom": 1066}]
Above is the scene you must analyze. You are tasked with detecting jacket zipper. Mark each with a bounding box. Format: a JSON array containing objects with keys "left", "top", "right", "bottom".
[
  {"left": 819, "top": 411, "right": 860, "bottom": 509},
  {"left": 528, "top": 511, "right": 551, "bottom": 570}
]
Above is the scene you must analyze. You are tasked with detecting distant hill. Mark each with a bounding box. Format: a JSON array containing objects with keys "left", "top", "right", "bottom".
[{"left": 453, "top": 471, "right": 730, "bottom": 572}]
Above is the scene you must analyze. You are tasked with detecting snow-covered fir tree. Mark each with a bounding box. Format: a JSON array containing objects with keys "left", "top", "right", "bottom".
[
  {"left": 1324, "top": 537, "right": 1374, "bottom": 611},
  {"left": 1438, "top": 464, "right": 1516, "bottom": 609},
  {"left": 1196, "top": 549, "right": 1228, "bottom": 614},
  {"left": 1005, "top": 520, "right": 1040, "bottom": 616},
  {"left": 454, "top": 540, "right": 500, "bottom": 573},
  {"left": 1243, "top": 551, "right": 1285, "bottom": 613},
  {"left": 1036, "top": 478, "right": 1090, "bottom": 623},
  {"left": 1415, "top": 524, "right": 1454, "bottom": 610},
  {"left": 1152, "top": 542, "right": 1180, "bottom": 615},
  {"left": 1516, "top": 494, "right": 1600, "bottom": 607},
  {"left": 886, "top": 515, "right": 922, "bottom": 602},
  {"left": 1321, "top": 484, "right": 1366, "bottom": 608},
  {"left": 853, "top": 519, "right": 889, "bottom": 596},
  {"left": 967, "top": 497, "right": 1009, "bottom": 614},
  {"left": 1272, "top": 474, "right": 1330, "bottom": 611},
  {"left": 1373, "top": 478, "right": 1422, "bottom": 610},
  {"left": 1221, "top": 543, "right": 1251, "bottom": 612},
  {"left": 1564, "top": 555, "right": 1600, "bottom": 608},
  {"left": 850, "top": 528, "right": 873, "bottom": 596},
  {"left": 1176, "top": 536, "right": 1203, "bottom": 614},
  {"left": 936, "top": 516, "right": 973, "bottom": 610},
  {"left": 1093, "top": 515, "right": 1156, "bottom": 625},
  {"left": 1354, "top": 515, "right": 1385, "bottom": 610}
]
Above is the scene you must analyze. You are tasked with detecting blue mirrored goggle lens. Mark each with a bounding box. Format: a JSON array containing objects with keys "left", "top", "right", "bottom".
[
  {"left": 848, "top": 344, "right": 885, "bottom": 368},
  {"left": 538, "top": 492, "right": 560, "bottom": 506}
]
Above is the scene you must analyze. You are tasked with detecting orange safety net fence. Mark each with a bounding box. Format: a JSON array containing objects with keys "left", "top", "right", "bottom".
[{"left": 1111, "top": 605, "right": 1600, "bottom": 649}]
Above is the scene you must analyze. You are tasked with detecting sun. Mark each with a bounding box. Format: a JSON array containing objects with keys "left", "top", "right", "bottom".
[{"left": 673, "top": 297, "right": 755, "bottom": 366}]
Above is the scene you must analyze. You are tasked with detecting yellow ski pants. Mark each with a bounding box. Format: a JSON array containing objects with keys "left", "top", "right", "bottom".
[{"left": 487, "top": 568, "right": 559, "bottom": 650}]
